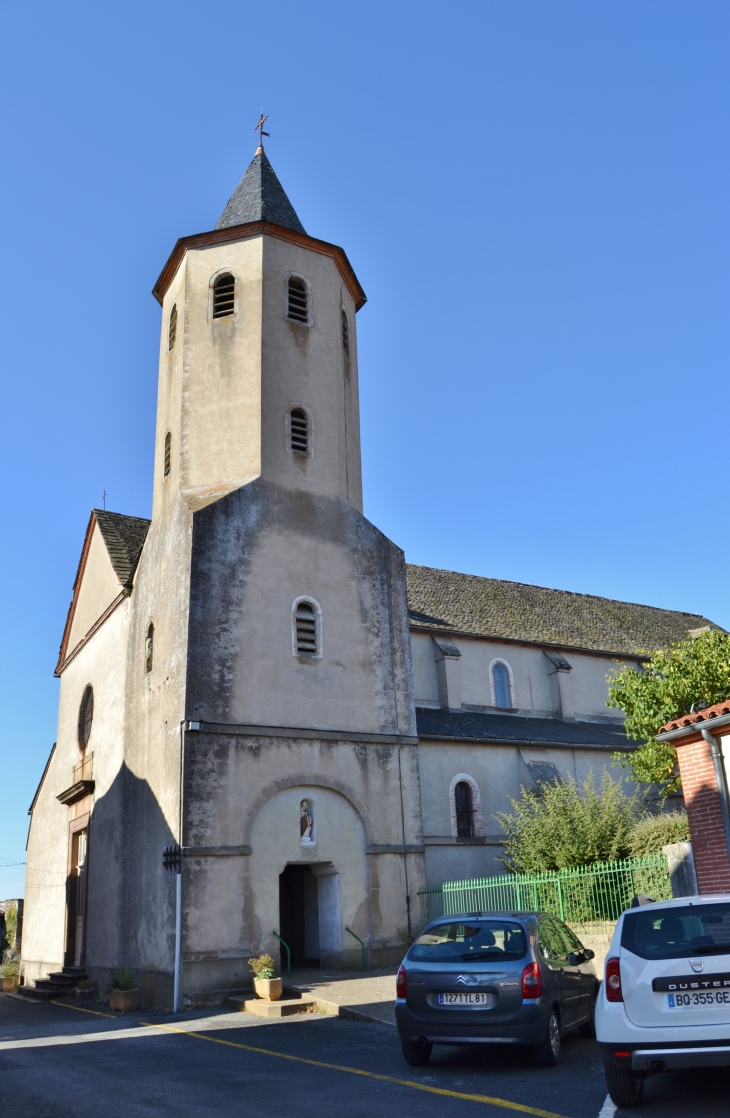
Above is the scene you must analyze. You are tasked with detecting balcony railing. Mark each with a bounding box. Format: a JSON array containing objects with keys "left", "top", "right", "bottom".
[
  {"left": 72, "top": 752, "right": 93, "bottom": 784},
  {"left": 57, "top": 752, "right": 95, "bottom": 807}
]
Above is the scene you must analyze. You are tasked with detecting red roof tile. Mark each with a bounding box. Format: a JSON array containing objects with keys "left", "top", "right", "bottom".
[{"left": 660, "top": 700, "right": 730, "bottom": 735}]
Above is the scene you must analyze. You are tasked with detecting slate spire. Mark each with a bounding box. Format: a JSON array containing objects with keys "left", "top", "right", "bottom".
[{"left": 216, "top": 147, "right": 306, "bottom": 234}]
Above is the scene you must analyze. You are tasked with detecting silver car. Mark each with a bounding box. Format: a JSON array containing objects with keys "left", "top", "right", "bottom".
[{"left": 395, "top": 911, "right": 598, "bottom": 1067}]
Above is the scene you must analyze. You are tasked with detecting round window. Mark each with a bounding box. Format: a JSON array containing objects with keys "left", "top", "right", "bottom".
[{"left": 78, "top": 685, "right": 94, "bottom": 749}]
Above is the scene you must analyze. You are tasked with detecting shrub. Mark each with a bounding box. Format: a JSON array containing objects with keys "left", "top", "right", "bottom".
[
  {"left": 110, "top": 966, "right": 136, "bottom": 991},
  {"left": 248, "top": 954, "right": 276, "bottom": 980},
  {"left": 496, "top": 771, "right": 644, "bottom": 873},
  {"left": 1, "top": 953, "right": 19, "bottom": 978},
  {"left": 5, "top": 907, "right": 17, "bottom": 950},
  {"left": 629, "top": 810, "right": 690, "bottom": 856}
]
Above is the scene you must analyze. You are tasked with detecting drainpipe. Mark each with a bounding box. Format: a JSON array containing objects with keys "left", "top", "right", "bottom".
[
  {"left": 174, "top": 720, "right": 187, "bottom": 1014},
  {"left": 397, "top": 745, "right": 412, "bottom": 937},
  {"left": 700, "top": 727, "right": 730, "bottom": 860}
]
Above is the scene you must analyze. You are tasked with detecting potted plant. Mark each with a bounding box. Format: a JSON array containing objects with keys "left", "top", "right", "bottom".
[
  {"left": 1, "top": 954, "right": 19, "bottom": 992},
  {"left": 248, "top": 954, "right": 282, "bottom": 1001},
  {"left": 109, "top": 966, "right": 139, "bottom": 1012}
]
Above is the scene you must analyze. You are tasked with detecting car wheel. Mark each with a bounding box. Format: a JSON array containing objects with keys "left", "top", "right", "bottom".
[
  {"left": 604, "top": 1055, "right": 644, "bottom": 1107},
  {"left": 401, "top": 1039, "right": 432, "bottom": 1066},
  {"left": 533, "top": 1010, "right": 561, "bottom": 1067}
]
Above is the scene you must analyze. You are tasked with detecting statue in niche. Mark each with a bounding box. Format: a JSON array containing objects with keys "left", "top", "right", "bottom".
[{"left": 300, "top": 799, "right": 314, "bottom": 843}]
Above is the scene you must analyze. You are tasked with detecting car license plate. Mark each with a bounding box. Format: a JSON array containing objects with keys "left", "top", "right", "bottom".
[
  {"left": 438, "top": 992, "right": 490, "bottom": 1006},
  {"left": 668, "top": 991, "right": 730, "bottom": 1009}
]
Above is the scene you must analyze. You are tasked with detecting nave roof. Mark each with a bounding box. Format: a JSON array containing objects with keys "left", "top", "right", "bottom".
[{"left": 406, "top": 563, "right": 719, "bottom": 658}]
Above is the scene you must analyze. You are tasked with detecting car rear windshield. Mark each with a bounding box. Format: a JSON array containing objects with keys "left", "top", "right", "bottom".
[
  {"left": 622, "top": 903, "right": 730, "bottom": 959},
  {"left": 408, "top": 920, "right": 527, "bottom": 962}
]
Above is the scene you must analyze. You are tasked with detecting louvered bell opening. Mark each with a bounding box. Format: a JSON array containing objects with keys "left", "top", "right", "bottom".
[
  {"left": 295, "top": 602, "right": 317, "bottom": 654},
  {"left": 341, "top": 309, "right": 350, "bottom": 357},
  {"left": 213, "top": 274, "right": 235, "bottom": 319},
  {"left": 164, "top": 432, "right": 171, "bottom": 477},
  {"left": 168, "top": 304, "right": 177, "bottom": 351},
  {"left": 288, "top": 278, "right": 309, "bottom": 323},
  {"left": 290, "top": 409, "right": 309, "bottom": 454}
]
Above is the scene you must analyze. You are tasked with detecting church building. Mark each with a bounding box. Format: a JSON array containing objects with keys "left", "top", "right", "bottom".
[{"left": 21, "top": 145, "right": 717, "bottom": 1008}]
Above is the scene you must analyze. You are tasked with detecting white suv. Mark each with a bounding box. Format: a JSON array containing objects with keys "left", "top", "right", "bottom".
[{"left": 596, "top": 894, "right": 730, "bottom": 1107}]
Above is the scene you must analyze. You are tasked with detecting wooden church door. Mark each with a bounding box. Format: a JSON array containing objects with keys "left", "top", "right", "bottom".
[{"left": 66, "top": 828, "right": 88, "bottom": 968}]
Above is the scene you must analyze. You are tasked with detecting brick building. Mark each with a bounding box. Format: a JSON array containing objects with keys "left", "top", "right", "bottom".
[{"left": 657, "top": 702, "right": 730, "bottom": 894}]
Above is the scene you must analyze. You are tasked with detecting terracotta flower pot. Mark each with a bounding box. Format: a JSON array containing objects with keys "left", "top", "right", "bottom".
[
  {"left": 1, "top": 976, "right": 19, "bottom": 992},
  {"left": 253, "top": 976, "right": 282, "bottom": 1002},
  {"left": 109, "top": 988, "right": 139, "bottom": 1012}
]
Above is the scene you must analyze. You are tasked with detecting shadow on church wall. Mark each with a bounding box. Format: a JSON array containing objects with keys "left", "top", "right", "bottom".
[{"left": 84, "top": 762, "right": 178, "bottom": 1009}]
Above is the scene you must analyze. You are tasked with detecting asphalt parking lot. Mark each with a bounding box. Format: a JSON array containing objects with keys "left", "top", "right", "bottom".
[{"left": 0, "top": 994, "right": 728, "bottom": 1118}]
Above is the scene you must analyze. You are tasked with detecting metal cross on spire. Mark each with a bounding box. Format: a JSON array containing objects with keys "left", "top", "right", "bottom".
[{"left": 254, "top": 112, "right": 270, "bottom": 153}]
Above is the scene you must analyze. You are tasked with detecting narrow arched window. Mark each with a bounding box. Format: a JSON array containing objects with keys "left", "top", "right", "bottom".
[
  {"left": 294, "top": 600, "right": 318, "bottom": 655},
  {"left": 78, "top": 686, "right": 94, "bottom": 750},
  {"left": 287, "top": 276, "right": 309, "bottom": 323},
  {"left": 454, "top": 781, "right": 473, "bottom": 838},
  {"left": 168, "top": 303, "right": 177, "bottom": 351},
  {"left": 145, "top": 623, "right": 154, "bottom": 674},
  {"left": 341, "top": 308, "right": 350, "bottom": 358},
  {"left": 290, "top": 408, "right": 309, "bottom": 454},
  {"left": 164, "top": 432, "right": 171, "bottom": 478},
  {"left": 492, "top": 662, "right": 512, "bottom": 709},
  {"left": 212, "top": 273, "right": 235, "bottom": 318}
]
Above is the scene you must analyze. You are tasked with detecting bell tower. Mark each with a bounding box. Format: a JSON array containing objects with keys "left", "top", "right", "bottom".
[{"left": 151, "top": 142, "right": 365, "bottom": 518}]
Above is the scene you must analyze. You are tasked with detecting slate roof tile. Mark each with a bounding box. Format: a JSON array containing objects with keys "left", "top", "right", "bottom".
[
  {"left": 93, "top": 510, "right": 150, "bottom": 585},
  {"left": 416, "top": 707, "right": 633, "bottom": 749},
  {"left": 406, "top": 564, "right": 719, "bottom": 657},
  {"left": 216, "top": 150, "right": 306, "bottom": 234}
]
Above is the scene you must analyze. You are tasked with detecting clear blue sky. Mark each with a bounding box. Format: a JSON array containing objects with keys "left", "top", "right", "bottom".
[{"left": 1, "top": 1, "right": 728, "bottom": 897}]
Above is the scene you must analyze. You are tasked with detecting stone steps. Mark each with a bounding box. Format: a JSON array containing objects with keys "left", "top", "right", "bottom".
[
  {"left": 226, "top": 986, "right": 338, "bottom": 1019},
  {"left": 16, "top": 967, "right": 88, "bottom": 1002}
]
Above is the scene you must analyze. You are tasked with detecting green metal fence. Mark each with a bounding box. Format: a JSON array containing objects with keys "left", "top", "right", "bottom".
[{"left": 417, "top": 855, "right": 672, "bottom": 936}]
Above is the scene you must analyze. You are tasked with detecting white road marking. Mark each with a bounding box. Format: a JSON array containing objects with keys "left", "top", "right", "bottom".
[
  {"left": 0, "top": 1010, "right": 319, "bottom": 1051},
  {"left": 597, "top": 1095, "right": 616, "bottom": 1118}
]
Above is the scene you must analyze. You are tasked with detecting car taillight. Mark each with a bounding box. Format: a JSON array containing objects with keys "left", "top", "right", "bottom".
[
  {"left": 396, "top": 965, "right": 407, "bottom": 998},
  {"left": 522, "top": 962, "right": 543, "bottom": 999},
  {"left": 605, "top": 956, "right": 623, "bottom": 1002}
]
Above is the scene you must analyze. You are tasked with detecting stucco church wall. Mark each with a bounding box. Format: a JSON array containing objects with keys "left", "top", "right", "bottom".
[
  {"left": 418, "top": 739, "right": 635, "bottom": 887},
  {"left": 111, "top": 504, "right": 194, "bottom": 1003},
  {"left": 260, "top": 236, "right": 362, "bottom": 510},
  {"left": 176, "top": 239, "right": 264, "bottom": 506},
  {"left": 411, "top": 630, "right": 631, "bottom": 721},
  {"left": 178, "top": 731, "right": 424, "bottom": 989},
  {"left": 186, "top": 481, "right": 416, "bottom": 738},
  {"left": 66, "top": 523, "right": 125, "bottom": 653},
  {"left": 22, "top": 598, "right": 132, "bottom": 984}
]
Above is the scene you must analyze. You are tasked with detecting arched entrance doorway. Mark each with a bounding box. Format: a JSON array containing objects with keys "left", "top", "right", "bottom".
[
  {"left": 279, "top": 862, "right": 342, "bottom": 968},
  {"left": 247, "top": 784, "right": 367, "bottom": 971}
]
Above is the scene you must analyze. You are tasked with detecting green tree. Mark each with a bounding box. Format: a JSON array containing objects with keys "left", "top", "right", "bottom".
[
  {"left": 607, "top": 629, "right": 730, "bottom": 794},
  {"left": 496, "top": 771, "right": 643, "bottom": 873}
]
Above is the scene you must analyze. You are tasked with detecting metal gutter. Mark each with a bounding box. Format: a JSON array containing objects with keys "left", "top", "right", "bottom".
[
  {"left": 701, "top": 727, "right": 730, "bottom": 861},
  {"left": 657, "top": 712, "right": 730, "bottom": 742}
]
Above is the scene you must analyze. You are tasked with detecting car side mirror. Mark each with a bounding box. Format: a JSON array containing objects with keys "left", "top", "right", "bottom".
[
  {"left": 583, "top": 948, "right": 595, "bottom": 961},
  {"left": 568, "top": 952, "right": 581, "bottom": 966}
]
